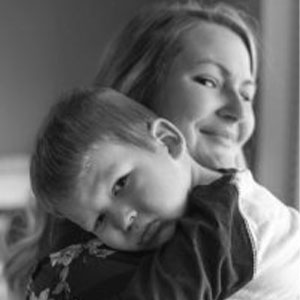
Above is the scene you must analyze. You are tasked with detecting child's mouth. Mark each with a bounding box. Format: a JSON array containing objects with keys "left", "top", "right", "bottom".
[
  {"left": 139, "top": 220, "right": 176, "bottom": 248},
  {"left": 139, "top": 219, "right": 161, "bottom": 246}
]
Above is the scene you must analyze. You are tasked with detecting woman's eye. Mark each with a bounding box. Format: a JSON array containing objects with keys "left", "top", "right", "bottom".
[
  {"left": 240, "top": 84, "right": 256, "bottom": 102},
  {"left": 240, "top": 90, "right": 253, "bottom": 102},
  {"left": 194, "top": 76, "right": 218, "bottom": 88},
  {"left": 241, "top": 93, "right": 250, "bottom": 102},
  {"left": 112, "top": 174, "right": 129, "bottom": 196}
]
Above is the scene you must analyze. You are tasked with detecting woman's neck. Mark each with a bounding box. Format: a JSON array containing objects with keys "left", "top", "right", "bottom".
[{"left": 189, "top": 158, "right": 223, "bottom": 188}]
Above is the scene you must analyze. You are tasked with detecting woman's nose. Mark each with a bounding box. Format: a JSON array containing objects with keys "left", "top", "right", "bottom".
[
  {"left": 110, "top": 204, "right": 138, "bottom": 232},
  {"left": 217, "top": 88, "right": 246, "bottom": 122}
]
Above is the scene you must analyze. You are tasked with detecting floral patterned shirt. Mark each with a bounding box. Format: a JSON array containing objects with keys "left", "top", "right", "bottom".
[{"left": 26, "top": 238, "right": 146, "bottom": 300}]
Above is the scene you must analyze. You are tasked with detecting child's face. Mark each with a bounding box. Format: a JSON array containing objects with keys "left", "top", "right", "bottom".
[
  {"left": 64, "top": 139, "right": 188, "bottom": 251},
  {"left": 154, "top": 23, "right": 256, "bottom": 169}
]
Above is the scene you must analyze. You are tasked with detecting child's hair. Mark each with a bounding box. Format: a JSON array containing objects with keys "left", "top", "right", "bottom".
[
  {"left": 95, "top": 0, "right": 259, "bottom": 108},
  {"left": 30, "top": 87, "right": 157, "bottom": 216}
]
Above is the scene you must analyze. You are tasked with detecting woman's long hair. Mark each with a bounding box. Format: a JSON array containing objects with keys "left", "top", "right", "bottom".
[{"left": 3, "top": 196, "right": 51, "bottom": 296}]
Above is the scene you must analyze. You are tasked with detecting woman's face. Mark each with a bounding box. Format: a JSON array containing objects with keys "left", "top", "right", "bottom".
[{"left": 153, "top": 23, "right": 256, "bottom": 169}]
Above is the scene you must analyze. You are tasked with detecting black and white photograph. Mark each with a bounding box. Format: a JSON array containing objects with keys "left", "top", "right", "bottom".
[{"left": 0, "top": 0, "right": 299, "bottom": 299}]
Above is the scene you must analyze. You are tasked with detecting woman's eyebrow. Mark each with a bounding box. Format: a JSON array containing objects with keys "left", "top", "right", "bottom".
[
  {"left": 195, "top": 59, "right": 256, "bottom": 85},
  {"left": 194, "top": 59, "right": 228, "bottom": 73}
]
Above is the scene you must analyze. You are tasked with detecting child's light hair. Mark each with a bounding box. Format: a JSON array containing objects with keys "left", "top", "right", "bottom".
[
  {"left": 30, "top": 87, "right": 158, "bottom": 215},
  {"left": 95, "top": 1, "right": 259, "bottom": 108}
]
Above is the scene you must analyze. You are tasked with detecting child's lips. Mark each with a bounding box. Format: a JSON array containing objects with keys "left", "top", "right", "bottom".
[
  {"left": 139, "top": 220, "right": 176, "bottom": 248},
  {"left": 139, "top": 219, "right": 161, "bottom": 246}
]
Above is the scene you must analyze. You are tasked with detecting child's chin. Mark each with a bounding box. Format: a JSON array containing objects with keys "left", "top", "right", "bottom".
[{"left": 140, "top": 221, "right": 176, "bottom": 251}]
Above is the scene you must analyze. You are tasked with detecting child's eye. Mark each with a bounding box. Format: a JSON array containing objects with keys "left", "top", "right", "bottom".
[
  {"left": 194, "top": 76, "right": 218, "bottom": 88},
  {"left": 112, "top": 174, "right": 129, "bottom": 196},
  {"left": 94, "top": 213, "right": 106, "bottom": 232}
]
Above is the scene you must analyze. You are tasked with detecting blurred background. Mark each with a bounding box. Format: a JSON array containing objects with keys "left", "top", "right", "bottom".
[{"left": 0, "top": 0, "right": 299, "bottom": 297}]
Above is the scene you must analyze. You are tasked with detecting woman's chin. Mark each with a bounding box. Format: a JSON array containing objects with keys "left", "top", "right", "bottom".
[{"left": 194, "top": 151, "right": 238, "bottom": 170}]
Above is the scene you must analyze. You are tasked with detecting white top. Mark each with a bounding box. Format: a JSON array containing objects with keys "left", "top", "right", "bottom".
[{"left": 230, "top": 170, "right": 300, "bottom": 300}]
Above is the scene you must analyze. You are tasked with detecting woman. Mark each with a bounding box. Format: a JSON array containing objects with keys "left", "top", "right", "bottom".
[
  {"left": 7, "top": 1, "right": 261, "bottom": 298},
  {"left": 95, "top": 1, "right": 258, "bottom": 171}
]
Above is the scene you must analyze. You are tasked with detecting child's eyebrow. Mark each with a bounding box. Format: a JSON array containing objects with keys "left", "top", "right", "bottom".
[{"left": 84, "top": 161, "right": 113, "bottom": 199}]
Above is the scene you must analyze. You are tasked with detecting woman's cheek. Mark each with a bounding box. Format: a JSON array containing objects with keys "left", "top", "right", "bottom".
[{"left": 241, "top": 110, "right": 255, "bottom": 144}]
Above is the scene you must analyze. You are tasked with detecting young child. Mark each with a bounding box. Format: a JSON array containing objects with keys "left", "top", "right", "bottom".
[{"left": 27, "top": 87, "right": 299, "bottom": 300}]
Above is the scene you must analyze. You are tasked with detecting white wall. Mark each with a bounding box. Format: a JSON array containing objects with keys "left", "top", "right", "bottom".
[{"left": 256, "top": 0, "right": 299, "bottom": 208}]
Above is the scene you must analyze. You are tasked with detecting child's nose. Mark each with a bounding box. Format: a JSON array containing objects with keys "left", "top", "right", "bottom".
[{"left": 111, "top": 204, "right": 138, "bottom": 231}]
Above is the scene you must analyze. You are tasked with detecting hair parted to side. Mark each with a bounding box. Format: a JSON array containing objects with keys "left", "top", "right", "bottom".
[
  {"left": 30, "top": 87, "right": 158, "bottom": 216},
  {"left": 95, "top": 0, "right": 259, "bottom": 108}
]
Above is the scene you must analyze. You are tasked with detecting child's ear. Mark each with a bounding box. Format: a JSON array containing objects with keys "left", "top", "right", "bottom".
[{"left": 150, "top": 118, "right": 185, "bottom": 159}]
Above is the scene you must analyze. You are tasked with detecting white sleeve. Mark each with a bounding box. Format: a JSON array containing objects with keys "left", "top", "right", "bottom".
[{"left": 230, "top": 170, "right": 300, "bottom": 300}]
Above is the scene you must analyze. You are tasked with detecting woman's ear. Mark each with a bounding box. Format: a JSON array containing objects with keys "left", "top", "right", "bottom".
[{"left": 149, "top": 118, "right": 185, "bottom": 159}]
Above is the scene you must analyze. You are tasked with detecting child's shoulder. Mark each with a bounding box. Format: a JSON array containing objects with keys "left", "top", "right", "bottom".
[{"left": 28, "top": 239, "right": 143, "bottom": 299}]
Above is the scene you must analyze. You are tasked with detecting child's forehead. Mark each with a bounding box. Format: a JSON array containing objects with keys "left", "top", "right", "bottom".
[
  {"left": 81, "top": 140, "right": 128, "bottom": 175},
  {"left": 79, "top": 136, "right": 159, "bottom": 185},
  {"left": 77, "top": 142, "right": 130, "bottom": 208},
  {"left": 80, "top": 139, "right": 148, "bottom": 181}
]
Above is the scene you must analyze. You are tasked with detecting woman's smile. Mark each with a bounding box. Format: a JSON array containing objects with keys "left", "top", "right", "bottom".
[{"left": 200, "top": 127, "right": 238, "bottom": 147}]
